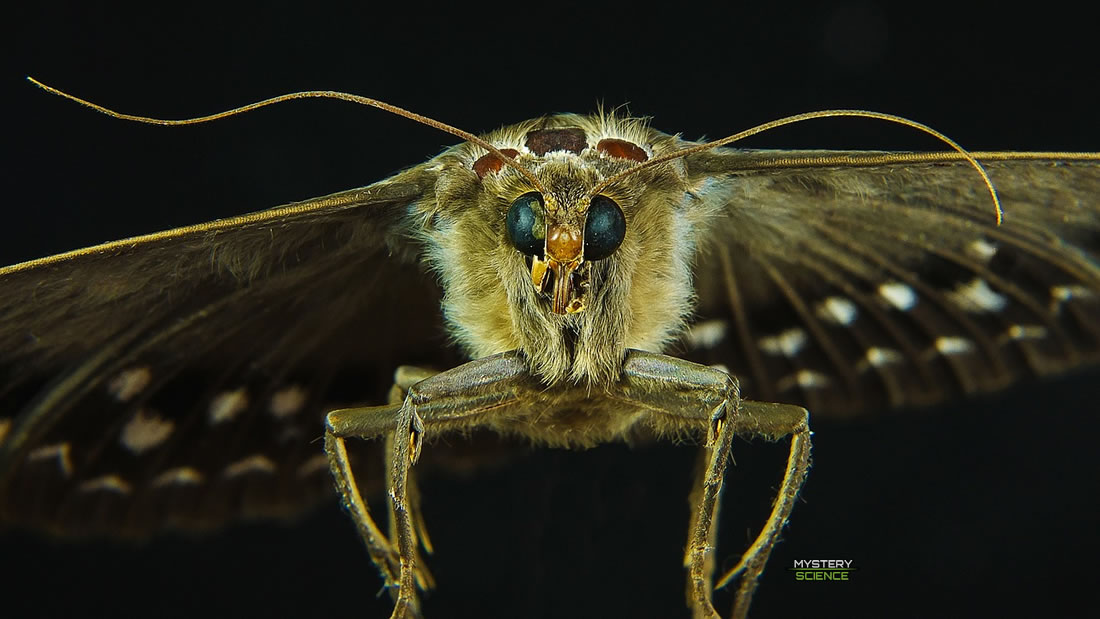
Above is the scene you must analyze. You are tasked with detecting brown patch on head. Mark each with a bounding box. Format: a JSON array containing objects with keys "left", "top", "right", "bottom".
[
  {"left": 596, "top": 138, "right": 648, "bottom": 162},
  {"left": 473, "top": 148, "right": 520, "bottom": 179},
  {"left": 525, "top": 128, "right": 587, "bottom": 156},
  {"left": 546, "top": 224, "right": 583, "bottom": 262}
]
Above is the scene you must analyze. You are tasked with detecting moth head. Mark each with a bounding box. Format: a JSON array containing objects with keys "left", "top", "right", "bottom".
[
  {"left": 482, "top": 128, "right": 643, "bottom": 315},
  {"left": 432, "top": 117, "right": 698, "bottom": 383}
]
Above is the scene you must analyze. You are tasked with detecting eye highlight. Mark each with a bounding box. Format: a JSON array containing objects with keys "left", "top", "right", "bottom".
[
  {"left": 583, "top": 196, "right": 626, "bottom": 260},
  {"left": 505, "top": 192, "right": 545, "bottom": 256}
]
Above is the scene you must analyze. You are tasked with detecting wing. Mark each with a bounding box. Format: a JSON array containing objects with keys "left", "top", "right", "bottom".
[
  {"left": 0, "top": 161, "right": 469, "bottom": 536},
  {"left": 680, "top": 150, "right": 1100, "bottom": 418}
]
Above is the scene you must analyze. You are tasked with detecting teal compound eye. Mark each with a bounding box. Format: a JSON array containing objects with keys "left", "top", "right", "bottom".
[
  {"left": 505, "top": 192, "right": 545, "bottom": 257},
  {"left": 583, "top": 196, "right": 626, "bottom": 260}
]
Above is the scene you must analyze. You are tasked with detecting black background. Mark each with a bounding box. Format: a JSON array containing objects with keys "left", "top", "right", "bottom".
[{"left": 4, "top": 3, "right": 1099, "bottom": 618}]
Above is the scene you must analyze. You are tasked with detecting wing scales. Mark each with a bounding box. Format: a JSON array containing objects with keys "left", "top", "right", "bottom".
[
  {"left": 684, "top": 152, "right": 1100, "bottom": 416},
  {"left": 0, "top": 171, "right": 463, "bottom": 535}
]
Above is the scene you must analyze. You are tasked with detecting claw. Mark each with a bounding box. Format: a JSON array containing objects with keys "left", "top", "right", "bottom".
[{"left": 408, "top": 410, "right": 424, "bottom": 464}]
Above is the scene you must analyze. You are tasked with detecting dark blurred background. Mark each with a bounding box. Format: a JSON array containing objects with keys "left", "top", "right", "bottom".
[{"left": 4, "top": 3, "right": 1099, "bottom": 618}]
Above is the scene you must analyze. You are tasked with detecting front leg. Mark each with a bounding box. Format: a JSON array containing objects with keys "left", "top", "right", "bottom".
[
  {"left": 715, "top": 400, "right": 811, "bottom": 619},
  {"left": 615, "top": 351, "right": 811, "bottom": 619},
  {"left": 385, "top": 367, "right": 440, "bottom": 592},
  {"left": 325, "top": 351, "right": 532, "bottom": 618}
]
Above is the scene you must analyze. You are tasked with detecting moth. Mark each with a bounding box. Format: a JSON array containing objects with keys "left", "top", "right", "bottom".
[{"left": 1, "top": 82, "right": 1099, "bottom": 619}]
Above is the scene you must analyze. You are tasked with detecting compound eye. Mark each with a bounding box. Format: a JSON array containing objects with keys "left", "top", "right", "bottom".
[
  {"left": 505, "top": 192, "right": 545, "bottom": 256},
  {"left": 583, "top": 196, "right": 626, "bottom": 260}
]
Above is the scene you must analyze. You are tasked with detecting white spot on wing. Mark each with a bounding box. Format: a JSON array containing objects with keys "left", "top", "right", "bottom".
[
  {"left": 759, "top": 328, "right": 807, "bottom": 357},
  {"left": 120, "top": 409, "right": 174, "bottom": 454},
  {"left": 857, "top": 347, "right": 904, "bottom": 371},
  {"left": 967, "top": 239, "right": 999, "bottom": 262},
  {"left": 28, "top": 442, "right": 73, "bottom": 477},
  {"left": 816, "top": 296, "right": 858, "bottom": 325},
  {"left": 79, "top": 474, "right": 132, "bottom": 495},
  {"left": 223, "top": 454, "right": 276, "bottom": 478},
  {"left": 107, "top": 366, "right": 152, "bottom": 402},
  {"left": 878, "top": 281, "right": 917, "bottom": 311},
  {"left": 296, "top": 454, "right": 330, "bottom": 478},
  {"left": 684, "top": 320, "right": 728, "bottom": 350},
  {"left": 209, "top": 388, "right": 249, "bottom": 425},
  {"left": 778, "top": 369, "right": 830, "bottom": 391},
  {"left": 934, "top": 336, "right": 975, "bottom": 355},
  {"left": 269, "top": 385, "right": 308, "bottom": 419},
  {"left": 1001, "top": 324, "right": 1048, "bottom": 342},
  {"left": 1050, "top": 284, "right": 1095, "bottom": 312},
  {"left": 948, "top": 278, "right": 1007, "bottom": 313},
  {"left": 0, "top": 418, "right": 10, "bottom": 446},
  {"left": 152, "top": 466, "right": 204, "bottom": 487}
]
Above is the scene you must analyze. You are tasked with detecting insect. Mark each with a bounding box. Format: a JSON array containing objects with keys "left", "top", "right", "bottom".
[{"left": 2, "top": 81, "right": 1099, "bottom": 619}]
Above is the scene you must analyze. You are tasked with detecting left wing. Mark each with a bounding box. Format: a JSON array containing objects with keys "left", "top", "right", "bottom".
[{"left": 0, "top": 168, "right": 469, "bottom": 536}]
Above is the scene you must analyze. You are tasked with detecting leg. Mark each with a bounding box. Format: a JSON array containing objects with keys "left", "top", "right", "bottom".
[
  {"left": 324, "top": 430, "right": 401, "bottom": 589},
  {"left": 717, "top": 401, "right": 811, "bottom": 619},
  {"left": 384, "top": 370, "right": 438, "bottom": 590},
  {"left": 325, "top": 351, "right": 531, "bottom": 619},
  {"left": 391, "top": 369, "right": 438, "bottom": 558},
  {"left": 324, "top": 372, "right": 436, "bottom": 606},
  {"left": 615, "top": 352, "right": 737, "bottom": 619},
  {"left": 683, "top": 449, "right": 720, "bottom": 608},
  {"left": 689, "top": 401, "right": 737, "bottom": 619},
  {"left": 616, "top": 351, "right": 811, "bottom": 619}
]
